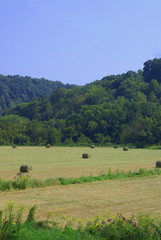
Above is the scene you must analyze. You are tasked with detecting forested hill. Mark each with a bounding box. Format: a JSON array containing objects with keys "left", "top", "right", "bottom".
[
  {"left": 1, "top": 58, "right": 161, "bottom": 147},
  {"left": 0, "top": 74, "right": 76, "bottom": 114}
]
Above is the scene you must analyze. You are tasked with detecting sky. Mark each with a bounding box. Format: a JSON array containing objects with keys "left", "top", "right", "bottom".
[{"left": 1, "top": 0, "right": 161, "bottom": 86}]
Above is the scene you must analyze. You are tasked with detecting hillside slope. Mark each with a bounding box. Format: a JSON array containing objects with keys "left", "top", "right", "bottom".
[
  {"left": 1, "top": 58, "right": 161, "bottom": 147},
  {"left": 0, "top": 74, "right": 76, "bottom": 114}
]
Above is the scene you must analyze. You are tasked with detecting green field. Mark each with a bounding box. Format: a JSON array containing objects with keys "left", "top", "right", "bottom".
[{"left": 0, "top": 146, "right": 161, "bottom": 223}]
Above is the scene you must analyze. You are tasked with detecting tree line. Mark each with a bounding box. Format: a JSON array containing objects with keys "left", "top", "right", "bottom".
[
  {"left": 0, "top": 74, "right": 76, "bottom": 114},
  {"left": 1, "top": 58, "right": 161, "bottom": 147}
]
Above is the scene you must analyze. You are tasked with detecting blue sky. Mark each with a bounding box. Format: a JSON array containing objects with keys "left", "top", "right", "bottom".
[{"left": 1, "top": 0, "right": 161, "bottom": 85}]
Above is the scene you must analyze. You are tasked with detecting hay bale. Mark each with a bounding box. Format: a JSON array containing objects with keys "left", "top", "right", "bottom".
[
  {"left": 123, "top": 147, "right": 128, "bottom": 151},
  {"left": 46, "top": 144, "right": 51, "bottom": 148},
  {"left": 12, "top": 144, "right": 17, "bottom": 148},
  {"left": 82, "top": 153, "right": 90, "bottom": 158},
  {"left": 20, "top": 165, "right": 32, "bottom": 173},
  {"left": 156, "top": 161, "right": 161, "bottom": 168},
  {"left": 90, "top": 145, "right": 95, "bottom": 149}
]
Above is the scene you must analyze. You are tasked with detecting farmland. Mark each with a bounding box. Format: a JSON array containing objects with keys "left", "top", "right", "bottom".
[
  {"left": 0, "top": 146, "right": 161, "bottom": 223},
  {"left": 0, "top": 146, "right": 160, "bottom": 180}
]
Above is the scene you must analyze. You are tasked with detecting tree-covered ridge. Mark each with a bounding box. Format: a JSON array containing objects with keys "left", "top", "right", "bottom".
[
  {"left": 1, "top": 58, "right": 161, "bottom": 147},
  {"left": 0, "top": 74, "right": 76, "bottom": 114}
]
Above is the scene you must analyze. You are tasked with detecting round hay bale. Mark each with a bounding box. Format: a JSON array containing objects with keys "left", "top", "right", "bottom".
[
  {"left": 90, "top": 145, "right": 95, "bottom": 149},
  {"left": 114, "top": 146, "right": 118, "bottom": 149},
  {"left": 12, "top": 144, "right": 17, "bottom": 148},
  {"left": 20, "top": 165, "right": 30, "bottom": 173},
  {"left": 156, "top": 161, "right": 161, "bottom": 168},
  {"left": 82, "top": 153, "right": 90, "bottom": 158},
  {"left": 123, "top": 147, "right": 128, "bottom": 151},
  {"left": 46, "top": 144, "right": 51, "bottom": 148}
]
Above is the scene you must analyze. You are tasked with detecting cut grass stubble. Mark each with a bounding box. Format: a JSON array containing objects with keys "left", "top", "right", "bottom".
[
  {"left": 0, "top": 147, "right": 161, "bottom": 226},
  {"left": 0, "top": 147, "right": 160, "bottom": 181}
]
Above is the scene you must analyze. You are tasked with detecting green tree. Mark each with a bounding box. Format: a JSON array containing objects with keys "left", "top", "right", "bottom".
[
  {"left": 120, "top": 117, "right": 154, "bottom": 147},
  {"left": 143, "top": 58, "right": 161, "bottom": 83},
  {"left": 46, "top": 128, "right": 61, "bottom": 145}
]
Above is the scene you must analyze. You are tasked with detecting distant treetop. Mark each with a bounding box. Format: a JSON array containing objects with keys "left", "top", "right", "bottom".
[{"left": 143, "top": 58, "right": 161, "bottom": 83}]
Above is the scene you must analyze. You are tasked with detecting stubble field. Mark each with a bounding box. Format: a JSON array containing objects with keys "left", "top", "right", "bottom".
[{"left": 0, "top": 146, "right": 161, "bottom": 223}]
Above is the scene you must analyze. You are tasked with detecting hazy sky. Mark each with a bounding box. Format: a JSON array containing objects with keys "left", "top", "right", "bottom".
[{"left": 1, "top": 0, "right": 161, "bottom": 85}]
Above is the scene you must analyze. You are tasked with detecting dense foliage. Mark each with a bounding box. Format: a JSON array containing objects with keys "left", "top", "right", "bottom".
[
  {"left": 0, "top": 74, "right": 76, "bottom": 114},
  {"left": 1, "top": 58, "right": 161, "bottom": 147}
]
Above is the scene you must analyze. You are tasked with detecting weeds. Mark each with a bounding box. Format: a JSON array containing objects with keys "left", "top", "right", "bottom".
[
  {"left": 26, "top": 205, "right": 37, "bottom": 223},
  {"left": 0, "top": 168, "right": 160, "bottom": 192},
  {"left": 1, "top": 202, "right": 161, "bottom": 240},
  {"left": 0, "top": 201, "right": 25, "bottom": 240},
  {"left": 85, "top": 213, "right": 161, "bottom": 240},
  {"left": 0, "top": 202, "right": 161, "bottom": 240}
]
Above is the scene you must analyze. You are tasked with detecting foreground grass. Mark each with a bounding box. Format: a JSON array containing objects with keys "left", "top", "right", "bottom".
[
  {"left": 0, "top": 167, "right": 161, "bottom": 191},
  {"left": 1, "top": 202, "right": 161, "bottom": 240},
  {"left": 18, "top": 224, "right": 103, "bottom": 240}
]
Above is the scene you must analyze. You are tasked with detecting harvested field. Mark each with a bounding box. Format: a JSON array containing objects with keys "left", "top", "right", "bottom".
[
  {"left": 0, "top": 147, "right": 160, "bottom": 180},
  {"left": 0, "top": 176, "right": 160, "bottom": 223},
  {"left": 0, "top": 146, "right": 161, "bottom": 223}
]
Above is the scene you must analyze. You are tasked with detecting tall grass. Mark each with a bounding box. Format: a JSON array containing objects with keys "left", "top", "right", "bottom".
[
  {"left": 0, "top": 201, "right": 161, "bottom": 240},
  {"left": 0, "top": 167, "right": 161, "bottom": 192}
]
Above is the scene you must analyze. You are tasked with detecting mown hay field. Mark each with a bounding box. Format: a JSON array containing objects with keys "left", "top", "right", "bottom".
[
  {"left": 0, "top": 146, "right": 161, "bottom": 222},
  {"left": 0, "top": 146, "right": 160, "bottom": 180}
]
